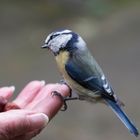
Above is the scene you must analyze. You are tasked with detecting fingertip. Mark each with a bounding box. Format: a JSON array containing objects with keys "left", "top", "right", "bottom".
[
  {"left": 0, "top": 86, "right": 15, "bottom": 99},
  {"left": 43, "top": 83, "right": 70, "bottom": 97},
  {"left": 40, "top": 80, "right": 46, "bottom": 87},
  {"left": 9, "top": 86, "right": 16, "bottom": 93},
  {"left": 54, "top": 83, "right": 71, "bottom": 97},
  {"left": 27, "top": 80, "right": 46, "bottom": 88},
  {"left": 0, "top": 86, "right": 15, "bottom": 93}
]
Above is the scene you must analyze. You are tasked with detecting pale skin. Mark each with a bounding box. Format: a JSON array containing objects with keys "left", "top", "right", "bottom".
[{"left": 0, "top": 81, "right": 70, "bottom": 140}]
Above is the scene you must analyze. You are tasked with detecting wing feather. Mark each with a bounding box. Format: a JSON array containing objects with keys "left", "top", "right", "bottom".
[{"left": 65, "top": 48, "right": 116, "bottom": 101}]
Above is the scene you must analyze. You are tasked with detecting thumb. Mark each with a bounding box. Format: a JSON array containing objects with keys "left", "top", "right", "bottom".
[
  {"left": 27, "top": 113, "right": 49, "bottom": 131},
  {"left": 0, "top": 111, "right": 49, "bottom": 139}
]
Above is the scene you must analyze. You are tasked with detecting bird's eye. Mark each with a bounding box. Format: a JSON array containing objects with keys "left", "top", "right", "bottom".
[
  {"left": 50, "top": 34, "right": 59, "bottom": 40},
  {"left": 49, "top": 35, "right": 53, "bottom": 40}
]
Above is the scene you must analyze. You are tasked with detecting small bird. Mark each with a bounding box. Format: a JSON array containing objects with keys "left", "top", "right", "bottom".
[{"left": 42, "top": 29, "right": 139, "bottom": 136}]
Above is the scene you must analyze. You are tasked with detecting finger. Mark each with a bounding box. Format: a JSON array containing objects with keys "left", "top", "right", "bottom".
[
  {"left": 13, "top": 81, "right": 45, "bottom": 108},
  {"left": 26, "top": 83, "right": 70, "bottom": 109},
  {"left": 0, "top": 96, "right": 8, "bottom": 112},
  {"left": 0, "top": 87, "right": 15, "bottom": 112},
  {"left": 0, "top": 86, "right": 15, "bottom": 100},
  {"left": 0, "top": 110, "right": 48, "bottom": 139},
  {"left": 29, "top": 84, "right": 70, "bottom": 119},
  {"left": 4, "top": 102, "right": 21, "bottom": 111}
]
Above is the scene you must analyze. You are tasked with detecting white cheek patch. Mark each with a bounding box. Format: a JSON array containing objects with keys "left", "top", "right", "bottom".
[{"left": 50, "top": 34, "right": 72, "bottom": 52}]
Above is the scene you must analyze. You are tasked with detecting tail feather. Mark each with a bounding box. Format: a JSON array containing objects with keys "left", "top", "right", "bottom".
[{"left": 104, "top": 98, "right": 139, "bottom": 137}]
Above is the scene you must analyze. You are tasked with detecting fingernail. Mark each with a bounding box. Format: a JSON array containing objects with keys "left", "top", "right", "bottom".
[
  {"left": 29, "top": 113, "right": 49, "bottom": 127},
  {"left": 9, "top": 86, "right": 15, "bottom": 92},
  {"left": 0, "top": 86, "right": 15, "bottom": 92},
  {"left": 40, "top": 80, "right": 46, "bottom": 86}
]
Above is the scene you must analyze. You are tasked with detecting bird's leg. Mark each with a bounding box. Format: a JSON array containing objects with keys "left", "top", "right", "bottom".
[
  {"left": 51, "top": 91, "right": 79, "bottom": 111},
  {"left": 51, "top": 79, "right": 79, "bottom": 111}
]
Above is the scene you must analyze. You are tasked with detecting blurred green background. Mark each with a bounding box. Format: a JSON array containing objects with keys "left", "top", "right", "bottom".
[{"left": 0, "top": 0, "right": 140, "bottom": 140}]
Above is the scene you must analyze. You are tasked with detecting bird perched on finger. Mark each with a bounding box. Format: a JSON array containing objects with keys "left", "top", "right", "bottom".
[{"left": 42, "top": 29, "right": 139, "bottom": 137}]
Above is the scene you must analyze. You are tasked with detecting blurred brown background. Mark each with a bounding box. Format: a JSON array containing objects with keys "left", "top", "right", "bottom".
[{"left": 0, "top": 0, "right": 140, "bottom": 140}]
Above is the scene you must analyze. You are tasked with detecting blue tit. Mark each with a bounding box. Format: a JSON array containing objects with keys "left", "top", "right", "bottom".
[{"left": 42, "top": 29, "right": 139, "bottom": 137}]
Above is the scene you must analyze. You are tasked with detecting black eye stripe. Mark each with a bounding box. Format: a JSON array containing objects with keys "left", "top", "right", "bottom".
[
  {"left": 48, "top": 32, "right": 73, "bottom": 43},
  {"left": 48, "top": 34, "right": 60, "bottom": 42},
  {"left": 46, "top": 34, "right": 58, "bottom": 44},
  {"left": 52, "top": 34, "right": 59, "bottom": 38}
]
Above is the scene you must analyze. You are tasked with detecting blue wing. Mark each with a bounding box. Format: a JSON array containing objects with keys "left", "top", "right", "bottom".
[
  {"left": 65, "top": 51, "right": 116, "bottom": 102},
  {"left": 65, "top": 58, "right": 103, "bottom": 92}
]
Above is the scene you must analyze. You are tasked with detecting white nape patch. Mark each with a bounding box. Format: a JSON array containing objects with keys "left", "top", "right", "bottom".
[
  {"left": 50, "top": 34, "right": 72, "bottom": 52},
  {"left": 75, "top": 36, "right": 86, "bottom": 50}
]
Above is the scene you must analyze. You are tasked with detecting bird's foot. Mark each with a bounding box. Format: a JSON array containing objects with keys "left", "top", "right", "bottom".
[
  {"left": 52, "top": 91, "right": 79, "bottom": 111},
  {"left": 51, "top": 91, "right": 68, "bottom": 111}
]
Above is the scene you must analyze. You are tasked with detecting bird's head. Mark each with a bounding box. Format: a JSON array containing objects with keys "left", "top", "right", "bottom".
[{"left": 42, "top": 29, "right": 86, "bottom": 55}]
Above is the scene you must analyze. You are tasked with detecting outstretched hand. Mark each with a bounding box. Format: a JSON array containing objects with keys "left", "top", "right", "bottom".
[{"left": 0, "top": 81, "right": 70, "bottom": 140}]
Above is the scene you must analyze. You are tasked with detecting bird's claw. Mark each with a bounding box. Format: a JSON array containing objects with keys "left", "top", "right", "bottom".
[
  {"left": 51, "top": 91, "right": 68, "bottom": 111},
  {"left": 52, "top": 90, "right": 79, "bottom": 111}
]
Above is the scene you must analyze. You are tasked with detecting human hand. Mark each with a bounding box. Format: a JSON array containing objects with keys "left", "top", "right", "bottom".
[{"left": 0, "top": 81, "right": 70, "bottom": 140}]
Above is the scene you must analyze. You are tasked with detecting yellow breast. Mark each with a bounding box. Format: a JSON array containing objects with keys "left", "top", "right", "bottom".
[
  {"left": 55, "top": 51, "right": 79, "bottom": 89},
  {"left": 55, "top": 51, "right": 69, "bottom": 72}
]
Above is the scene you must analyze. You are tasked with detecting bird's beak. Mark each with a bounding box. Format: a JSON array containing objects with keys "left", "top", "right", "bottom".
[{"left": 41, "top": 43, "right": 48, "bottom": 49}]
